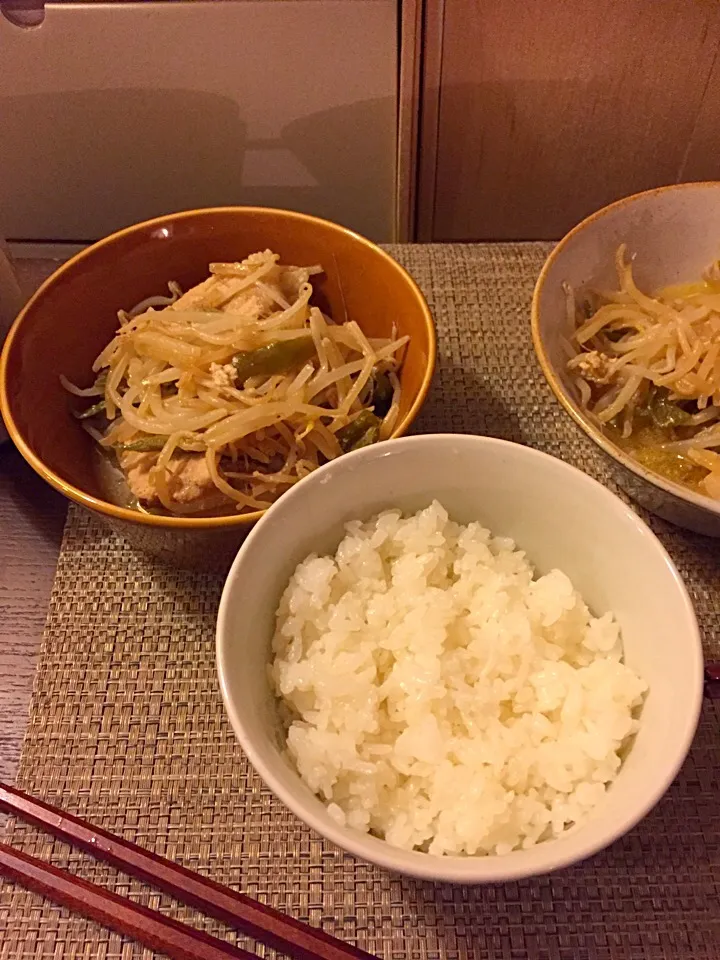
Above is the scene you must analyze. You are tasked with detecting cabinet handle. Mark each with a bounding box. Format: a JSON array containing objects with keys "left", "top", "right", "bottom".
[{"left": 1, "top": 0, "right": 46, "bottom": 29}]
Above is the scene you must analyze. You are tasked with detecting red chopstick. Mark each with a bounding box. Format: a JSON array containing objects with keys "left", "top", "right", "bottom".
[
  {"left": 0, "top": 782, "right": 378, "bottom": 960},
  {"left": 0, "top": 841, "right": 253, "bottom": 960}
]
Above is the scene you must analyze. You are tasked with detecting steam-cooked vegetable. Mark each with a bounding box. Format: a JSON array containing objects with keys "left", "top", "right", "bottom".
[
  {"left": 73, "top": 400, "right": 107, "bottom": 420},
  {"left": 232, "top": 337, "right": 317, "bottom": 384},
  {"left": 336, "top": 410, "right": 382, "bottom": 452}
]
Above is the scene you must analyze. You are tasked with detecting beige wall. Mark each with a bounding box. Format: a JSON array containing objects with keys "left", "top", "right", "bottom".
[{"left": 1, "top": 0, "right": 398, "bottom": 242}]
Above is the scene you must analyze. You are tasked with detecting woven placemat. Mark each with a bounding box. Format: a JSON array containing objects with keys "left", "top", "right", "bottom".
[{"left": 2, "top": 243, "right": 719, "bottom": 959}]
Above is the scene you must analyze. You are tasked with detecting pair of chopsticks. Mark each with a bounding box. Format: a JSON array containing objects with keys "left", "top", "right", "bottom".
[{"left": 0, "top": 782, "right": 378, "bottom": 960}]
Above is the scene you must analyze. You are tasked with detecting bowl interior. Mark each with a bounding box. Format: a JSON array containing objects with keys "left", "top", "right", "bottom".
[
  {"left": 536, "top": 182, "right": 720, "bottom": 412},
  {"left": 2, "top": 208, "right": 433, "bottom": 512},
  {"left": 217, "top": 435, "right": 702, "bottom": 882}
]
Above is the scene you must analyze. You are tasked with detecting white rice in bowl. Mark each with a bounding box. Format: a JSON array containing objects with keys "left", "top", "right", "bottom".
[{"left": 270, "top": 501, "right": 647, "bottom": 857}]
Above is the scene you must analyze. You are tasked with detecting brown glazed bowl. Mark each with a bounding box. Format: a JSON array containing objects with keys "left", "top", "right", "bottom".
[
  {"left": 532, "top": 182, "right": 720, "bottom": 538},
  {"left": 0, "top": 207, "right": 436, "bottom": 567}
]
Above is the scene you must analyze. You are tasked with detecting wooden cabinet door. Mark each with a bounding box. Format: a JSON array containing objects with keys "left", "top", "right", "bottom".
[{"left": 418, "top": 0, "right": 720, "bottom": 240}]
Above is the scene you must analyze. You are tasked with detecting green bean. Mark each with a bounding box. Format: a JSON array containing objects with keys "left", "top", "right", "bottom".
[
  {"left": 639, "top": 385, "right": 692, "bottom": 429},
  {"left": 232, "top": 336, "right": 316, "bottom": 384},
  {"left": 336, "top": 409, "right": 381, "bottom": 453},
  {"left": 74, "top": 400, "right": 107, "bottom": 420},
  {"left": 371, "top": 371, "right": 394, "bottom": 418},
  {"left": 649, "top": 393, "right": 691, "bottom": 429},
  {"left": 115, "top": 435, "right": 168, "bottom": 452},
  {"left": 350, "top": 424, "right": 380, "bottom": 450},
  {"left": 115, "top": 435, "right": 206, "bottom": 454}
]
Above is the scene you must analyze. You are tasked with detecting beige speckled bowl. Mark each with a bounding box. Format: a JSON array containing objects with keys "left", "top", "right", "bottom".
[{"left": 532, "top": 182, "right": 720, "bottom": 537}]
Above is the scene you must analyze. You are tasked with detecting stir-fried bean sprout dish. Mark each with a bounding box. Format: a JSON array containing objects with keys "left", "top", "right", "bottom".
[
  {"left": 63, "top": 250, "right": 408, "bottom": 515},
  {"left": 567, "top": 244, "right": 720, "bottom": 499}
]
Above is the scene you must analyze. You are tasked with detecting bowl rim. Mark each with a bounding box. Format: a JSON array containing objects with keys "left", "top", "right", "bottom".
[
  {"left": 531, "top": 180, "right": 720, "bottom": 519},
  {"left": 0, "top": 206, "right": 436, "bottom": 529},
  {"left": 216, "top": 433, "right": 704, "bottom": 883}
]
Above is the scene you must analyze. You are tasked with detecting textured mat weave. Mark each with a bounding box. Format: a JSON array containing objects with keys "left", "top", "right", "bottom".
[{"left": 2, "top": 243, "right": 719, "bottom": 959}]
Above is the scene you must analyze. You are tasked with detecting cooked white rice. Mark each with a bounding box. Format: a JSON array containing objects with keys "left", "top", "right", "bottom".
[{"left": 270, "top": 501, "right": 647, "bottom": 856}]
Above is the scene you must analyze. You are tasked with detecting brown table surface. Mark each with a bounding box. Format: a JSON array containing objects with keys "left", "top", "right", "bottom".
[{"left": 0, "top": 260, "right": 67, "bottom": 784}]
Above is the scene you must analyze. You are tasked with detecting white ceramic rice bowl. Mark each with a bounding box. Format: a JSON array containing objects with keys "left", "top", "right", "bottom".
[{"left": 216, "top": 434, "right": 703, "bottom": 883}]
